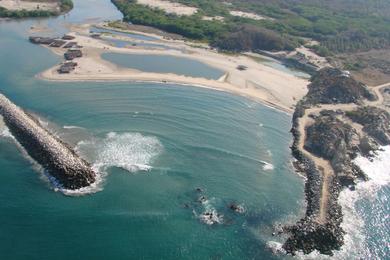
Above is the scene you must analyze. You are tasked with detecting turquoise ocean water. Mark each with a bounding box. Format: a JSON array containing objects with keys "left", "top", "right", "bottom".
[{"left": 0, "top": 1, "right": 388, "bottom": 259}]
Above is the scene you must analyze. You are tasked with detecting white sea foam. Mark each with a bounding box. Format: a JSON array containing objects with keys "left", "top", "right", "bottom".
[
  {"left": 199, "top": 209, "right": 224, "bottom": 225},
  {"left": 0, "top": 116, "right": 11, "bottom": 139},
  {"left": 37, "top": 117, "right": 49, "bottom": 127},
  {"left": 63, "top": 125, "right": 84, "bottom": 130},
  {"left": 296, "top": 146, "right": 390, "bottom": 259},
  {"left": 266, "top": 241, "right": 286, "bottom": 255},
  {"left": 50, "top": 172, "right": 105, "bottom": 196},
  {"left": 261, "top": 161, "right": 274, "bottom": 171},
  {"left": 76, "top": 132, "right": 163, "bottom": 174},
  {"left": 0, "top": 125, "right": 13, "bottom": 139},
  {"left": 194, "top": 197, "right": 224, "bottom": 225}
]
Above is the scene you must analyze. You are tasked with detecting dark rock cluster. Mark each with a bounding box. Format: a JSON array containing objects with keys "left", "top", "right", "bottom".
[
  {"left": 305, "top": 67, "right": 375, "bottom": 105},
  {"left": 0, "top": 93, "right": 96, "bottom": 190},
  {"left": 346, "top": 106, "right": 390, "bottom": 145},
  {"left": 283, "top": 68, "right": 388, "bottom": 255}
]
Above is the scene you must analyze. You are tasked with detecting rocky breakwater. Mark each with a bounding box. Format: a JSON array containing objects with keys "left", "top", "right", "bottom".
[
  {"left": 283, "top": 68, "right": 389, "bottom": 255},
  {"left": 0, "top": 93, "right": 96, "bottom": 189}
]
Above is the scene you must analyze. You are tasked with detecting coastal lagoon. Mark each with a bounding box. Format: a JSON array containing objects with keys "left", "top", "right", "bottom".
[
  {"left": 0, "top": 0, "right": 388, "bottom": 259},
  {"left": 102, "top": 53, "right": 225, "bottom": 80}
]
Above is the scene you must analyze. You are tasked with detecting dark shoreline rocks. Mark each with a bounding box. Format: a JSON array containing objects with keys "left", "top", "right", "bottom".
[
  {"left": 283, "top": 68, "right": 387, "bottom": 255},
  {"left": 284, "top": 101, "right": 345, "bottom": 255},
  {"left": 0, "top": 93, "right": 96, "bottom": 190}
]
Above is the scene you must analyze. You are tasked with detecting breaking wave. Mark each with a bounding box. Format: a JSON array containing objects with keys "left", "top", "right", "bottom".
[
  {"left": 261, "top": 161, "right": 274, "bottom": 171},
  {"left": 2, "top": 124, "right": 163, "bottom": 195},
  {"left": 193, "top": 196, "right": 224, "bottom": 225},
  {"left": 63, "top": 125, "right": 85, "bottom": 130},
  {"left": 76, "top": 132, "right": 163, "bottom": 174}
]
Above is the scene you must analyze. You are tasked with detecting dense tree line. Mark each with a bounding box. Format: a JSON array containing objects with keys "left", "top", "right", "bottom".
[
  {"left": 211, "top": 25, "right": 297, "bottom": 52},
  {"left": 111, "top": 0, "right": 390, "bottom": 55},
  {"left": 111, "top": 0, "right": 297, "bottom": 52}
]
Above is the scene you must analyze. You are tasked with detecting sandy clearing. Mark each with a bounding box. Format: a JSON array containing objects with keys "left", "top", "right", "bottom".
[
  {"left": 229, "top": 10, "right": 270, "bottom": 21},
  {"left": 291, "top": 46, "right": 330, "bottom": 69},
  {"left": 137, "top": 0, "right": 197, "bottom": 16},
  {"left": 202, "top": 16, "right": 224, "bottom": 22},
  {"left": 0, "top": 0, "right": 59, "bottom": 11}
]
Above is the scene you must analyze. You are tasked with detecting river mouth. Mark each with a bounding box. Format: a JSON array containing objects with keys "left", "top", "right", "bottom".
[{"left": 1, "top": 0, "right": 388, "bottom": 259}]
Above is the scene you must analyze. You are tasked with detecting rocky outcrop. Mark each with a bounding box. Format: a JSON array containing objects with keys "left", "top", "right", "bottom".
[
  {"left": 305, "top": 68, "right": 375, "bottom": 105},
  {"left": 0, "top": 93, "right": 96, "bottom": 189},
  {"left": 305, "top": 112, "right": 363, "bottom": 180},
  {"left": 283, "top": 68, "right": 385, "bottom": 255},
  {"left": 346, "top": 106, "right": 390, "bottom": 145},
  {"left": 286, "top": 107, "right": 343, "bottom": 255}
]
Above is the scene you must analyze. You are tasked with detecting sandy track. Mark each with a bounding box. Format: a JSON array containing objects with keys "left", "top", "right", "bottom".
[{"left": 296, "top": 82, "right": 390, "bottom": 223}]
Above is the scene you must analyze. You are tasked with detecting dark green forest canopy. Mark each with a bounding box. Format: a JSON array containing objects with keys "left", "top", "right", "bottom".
[{"left": 112, "top": 0, "right": 390, "bottom": 55}]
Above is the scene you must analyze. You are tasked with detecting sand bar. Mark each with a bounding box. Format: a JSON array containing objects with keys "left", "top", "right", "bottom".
[{"left": 38, "top": 26, "right": 309, "bottom": 113}]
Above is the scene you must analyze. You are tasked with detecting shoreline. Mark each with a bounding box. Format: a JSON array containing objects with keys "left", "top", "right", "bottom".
[
  {"left": 35, "top": 24, "right": 309, "bottom": 114},
  {"left": 37, "top": 72, "right": 293, "bottom": 114},
  {"left": 284, "top": 68, "right": 390, "bottom": 255}
]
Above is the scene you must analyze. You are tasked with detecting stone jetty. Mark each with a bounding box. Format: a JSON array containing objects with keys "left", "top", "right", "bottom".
[
  {"left": 0, "top": 93, "right": 96, "bottom": 189},
  {"left": 283, "top": 68, "right": 390, "bottom": 255}
]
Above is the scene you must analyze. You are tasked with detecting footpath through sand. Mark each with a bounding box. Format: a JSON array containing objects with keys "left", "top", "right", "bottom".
[{"left": 296, "top": 82, "right": 390, "bottom": 223}]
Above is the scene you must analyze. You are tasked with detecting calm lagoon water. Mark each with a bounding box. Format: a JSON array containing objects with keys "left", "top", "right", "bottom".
[{"left": 102, "top": 53, "right": 225, "bottom": 80}]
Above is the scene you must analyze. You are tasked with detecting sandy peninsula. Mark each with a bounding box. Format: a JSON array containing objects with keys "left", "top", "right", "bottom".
[{"left": 38, "top": 24, "right": 309, "bottom": 113}]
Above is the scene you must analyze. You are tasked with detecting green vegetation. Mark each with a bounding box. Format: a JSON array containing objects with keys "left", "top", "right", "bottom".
[
  {"left": 111, "top": 0, "right": 298, "bottom": 52},
  {"left": 0, "top": 0, "right": 73, "bottom": 18},
  {"left": 60, "top": 0, "right": 73, "bottom": 12},
  {"left": 111, "top": 0, "right": 390, "bottom": 55}
]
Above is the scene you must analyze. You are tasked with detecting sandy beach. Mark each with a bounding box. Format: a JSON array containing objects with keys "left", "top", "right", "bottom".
[{"left": 38, "top": 24, "right": 309, "bottom": 113}]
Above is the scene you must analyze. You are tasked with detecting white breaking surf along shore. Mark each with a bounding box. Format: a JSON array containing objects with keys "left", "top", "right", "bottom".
[
  {"left": 37, "top": 23, "right": 309, "bottom": 114},
  {"left": 297, "top": 146, "right": 390, "bottom": 259}
]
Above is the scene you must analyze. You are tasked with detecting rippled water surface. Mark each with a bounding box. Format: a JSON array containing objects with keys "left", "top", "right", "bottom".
[
  {"left": 0, "top": 0, "right": 388, "bottom": 259},
  {"left": 0, "top": 2, "right": 304, "bottom": 259}
]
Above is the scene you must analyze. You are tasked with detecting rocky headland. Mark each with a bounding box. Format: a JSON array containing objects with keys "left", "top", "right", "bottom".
[
  {"left": 283, "top": 68, "right": 390, "bottom": 255},
  {"left": 0, "top": 93, "right": 96, "bottom": 189}
]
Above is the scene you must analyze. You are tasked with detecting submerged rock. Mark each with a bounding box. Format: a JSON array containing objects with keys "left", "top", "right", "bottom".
[
  {"left": 229, "top": 203, "right": 245, "bottom": 214},
  {"left": 0, "top": 93, "right": 96, "bottom": 190},
  {"left": 199, "top": 210, "right": 223, "bottom": 225}
]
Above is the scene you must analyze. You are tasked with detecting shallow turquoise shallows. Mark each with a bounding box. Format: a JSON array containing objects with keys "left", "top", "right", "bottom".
[{"left": 0, "top": 0, "right": 388, "bottom": 259}]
